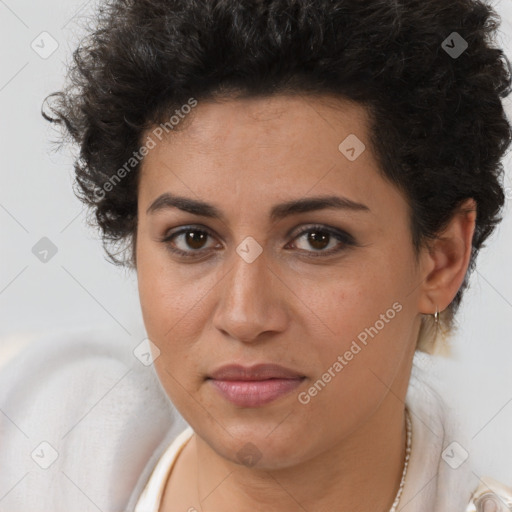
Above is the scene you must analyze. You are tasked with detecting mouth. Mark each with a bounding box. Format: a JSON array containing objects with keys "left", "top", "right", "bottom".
[{"left": 206, "top": 363, "right": 306, "bottom": 407}]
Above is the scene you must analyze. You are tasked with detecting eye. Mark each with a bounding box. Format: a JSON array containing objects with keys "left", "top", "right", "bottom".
[
  {"left": 161, "top": 226, "right": 220, "bottom": 258},
  {"left": 161, "top": 224, "right": 356, "bottom": 260},
  {"left": 287, "top": 224, "right": 355, "bottom": 257}
]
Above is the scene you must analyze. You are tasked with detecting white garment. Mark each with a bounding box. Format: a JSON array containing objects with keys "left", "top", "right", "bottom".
[
  {"left": 0, "top": 328, "right": 509, "bottom": 512},
  {"left": 134, "top": 426, "right": 194, "bottom": 512},
  {"left": 0, "top": 328, "right": 187, "bottom": 512}
]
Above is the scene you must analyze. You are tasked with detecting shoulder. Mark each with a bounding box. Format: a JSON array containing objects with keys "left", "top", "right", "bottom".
[
  {"left": 0, "top": 328, "right": 187, "bottom": 511},
  {"left": 466, "top": 477, "right": 512, "bottom": 511}
]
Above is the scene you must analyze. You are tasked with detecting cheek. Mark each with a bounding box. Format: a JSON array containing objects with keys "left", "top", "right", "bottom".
[
  {"left": 136, "top": 250, "right": 184, "bottom": 364},
  {"left": 136, "top": 239, "right": 198, "bottom": 336},
  {"left": 293, "top": 279, "right": 413, "bottom": 440},
  {"left": 299, "top": 259, "right": 406, "bottom": 342},
  {"left": 300, "top": 250, "right": 416, "bottom": 389},
  {"left": 138, "top": 272, "right": 204, "bottom": 356},
  {"left": 137, "top": 261, "right": 207, "bottom": 411},
  {"left": 136, "top": 244, "right": 217, "bottom": 382}
]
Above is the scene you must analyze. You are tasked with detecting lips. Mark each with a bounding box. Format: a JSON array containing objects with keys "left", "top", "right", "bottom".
[
  {"left": 207, "top": 363, "right": 305, "bottom": 407},
  {"left": 207, "top": 363, "right": 305, "bottom": 381}
]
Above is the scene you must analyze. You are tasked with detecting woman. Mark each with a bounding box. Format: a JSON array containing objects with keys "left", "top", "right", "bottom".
[{"left": 2, "top": 0, "right": 512, "bottom": 510}]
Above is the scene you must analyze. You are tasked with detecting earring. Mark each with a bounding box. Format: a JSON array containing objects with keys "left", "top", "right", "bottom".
[{"left": 433, "top": 305, "right": 439, "bottom": 324}]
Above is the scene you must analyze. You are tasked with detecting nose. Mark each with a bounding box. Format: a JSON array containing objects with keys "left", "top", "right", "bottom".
[{"left": 212, "top": 245, "right": 289, "bottom": 343}]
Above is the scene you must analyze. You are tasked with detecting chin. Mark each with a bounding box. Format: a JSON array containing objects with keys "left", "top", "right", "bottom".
[{"left": 205, "top": 420, "right": 314, "bottom": 470}]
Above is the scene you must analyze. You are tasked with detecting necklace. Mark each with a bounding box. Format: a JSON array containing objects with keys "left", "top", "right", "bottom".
[{"left": 388, "top": 407, "right": 413, "bottom": 512}]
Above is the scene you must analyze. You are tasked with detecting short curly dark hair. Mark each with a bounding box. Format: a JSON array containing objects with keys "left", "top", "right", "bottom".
[{"left": 43, "top": 0, "right": 512, "bottom": 351}]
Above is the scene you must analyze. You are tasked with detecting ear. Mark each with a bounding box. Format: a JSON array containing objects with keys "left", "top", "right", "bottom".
[{"left": 417, "top": 198, "right": 477, "bottom": 315}]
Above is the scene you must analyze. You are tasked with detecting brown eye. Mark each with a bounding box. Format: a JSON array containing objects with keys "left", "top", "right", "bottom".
[
  {"left": 183, "top": 230, "right": 208, "bottom": 250},
  {"left": 289, "top": 225, "right": 355, "bottom": 257},
  {"left": 306, "top": 231, "right": 331, "bottom": 251},
  {"left": 162, "top": 226, "right": 219, "bottom": 257}
]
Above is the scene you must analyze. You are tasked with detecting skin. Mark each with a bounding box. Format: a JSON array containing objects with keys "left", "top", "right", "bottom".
[{"left": 135, "top": 94, "right": 476, "bottom": 512}]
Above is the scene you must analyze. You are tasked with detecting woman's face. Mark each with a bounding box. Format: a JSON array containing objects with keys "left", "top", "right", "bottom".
[{"left": 136, "top": 94, "right": 424, "bottom": 469}]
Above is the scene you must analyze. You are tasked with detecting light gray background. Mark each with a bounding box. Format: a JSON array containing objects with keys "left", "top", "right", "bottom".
[{"left": 1, "top": 0, "right": 512, "bottom": 484}]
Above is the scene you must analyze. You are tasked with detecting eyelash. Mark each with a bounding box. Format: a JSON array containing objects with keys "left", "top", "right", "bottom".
[{"left": 160, "top": 224, "right": 356, "bottom": 259}]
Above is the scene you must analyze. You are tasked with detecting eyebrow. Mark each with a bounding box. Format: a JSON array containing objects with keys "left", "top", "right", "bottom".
[{"left": 146, "top": 192, "right": 370, "bottom": 221}]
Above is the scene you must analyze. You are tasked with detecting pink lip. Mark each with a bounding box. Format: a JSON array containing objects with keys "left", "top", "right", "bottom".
[
  {"left": 208, "top": 363, "right": 304, "bottom": 381},
  {"left": 209, "top": 378, "right": 305, "bottom": 407},
  {"left": 207, "top": 363, "right": 306, "bottom": 407}
]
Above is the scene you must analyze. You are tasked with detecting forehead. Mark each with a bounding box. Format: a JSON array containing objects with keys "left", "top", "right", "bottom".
[
  {"left": 140, "top": 94, "right": 371, "bottom": 177},
  {"left": 156, "top": 94, "right": 370, "bottom": 151},
  {"left": 137, "top": 94, "right": 405, "bottom": 223}
]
